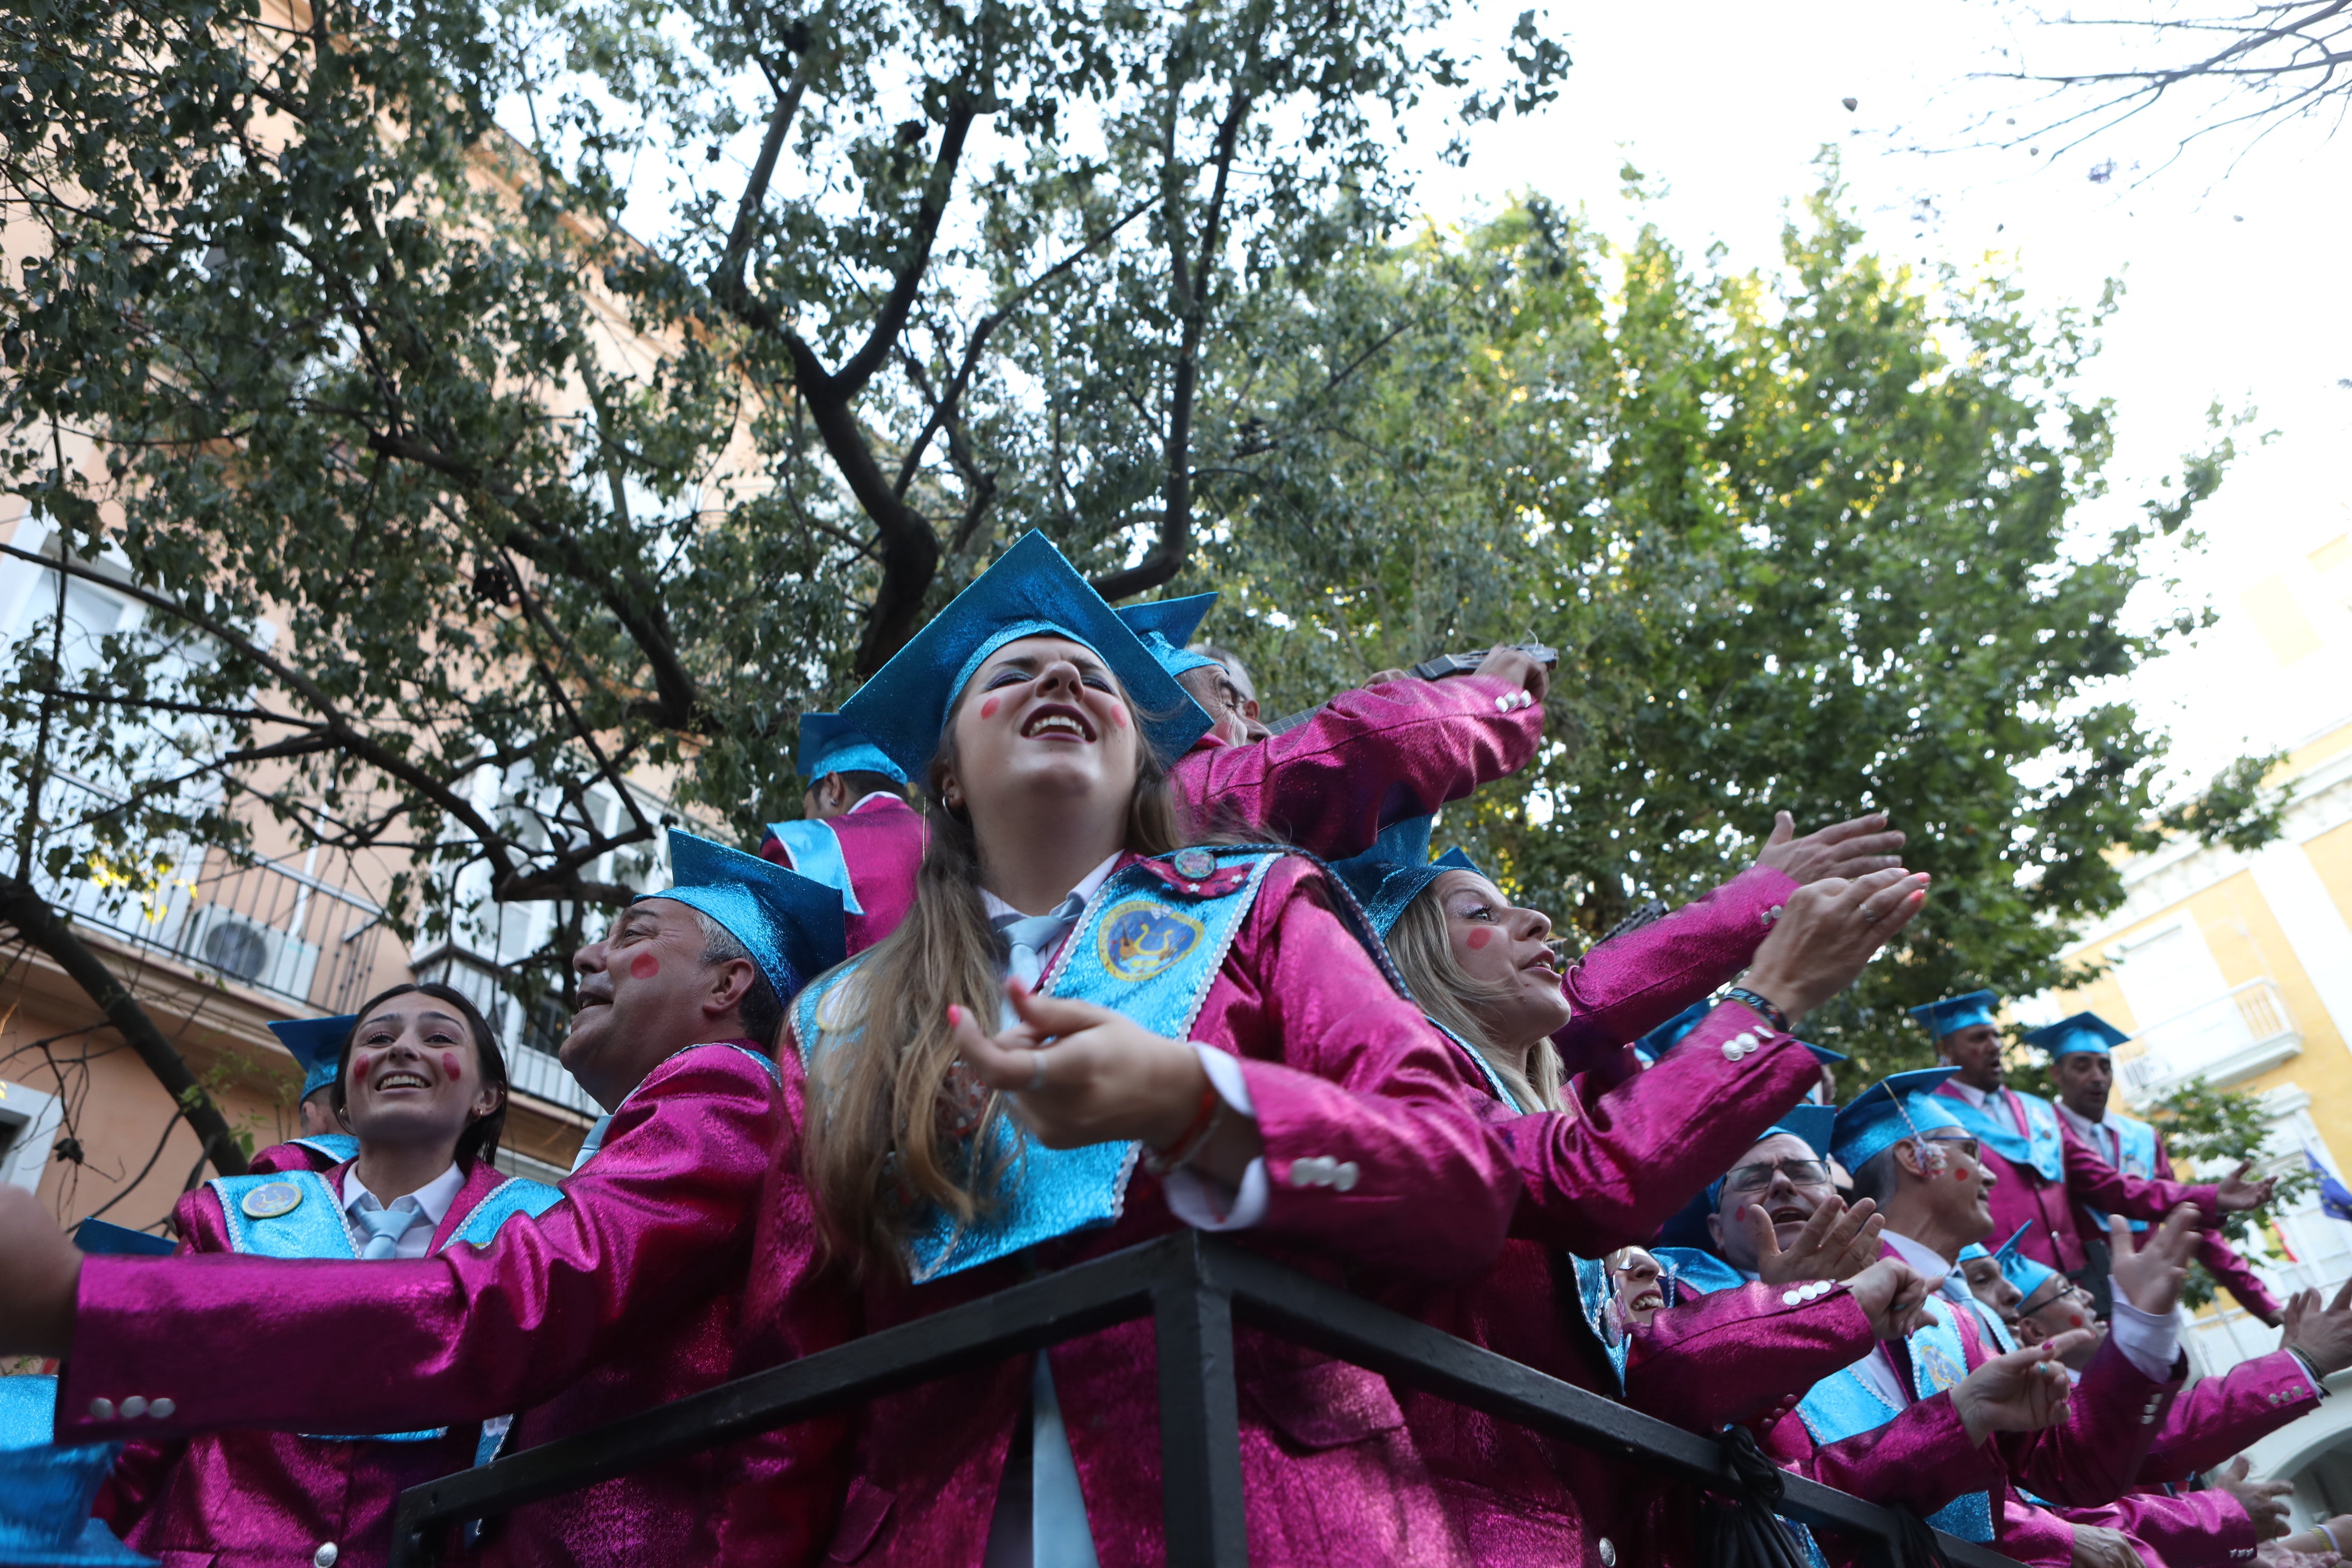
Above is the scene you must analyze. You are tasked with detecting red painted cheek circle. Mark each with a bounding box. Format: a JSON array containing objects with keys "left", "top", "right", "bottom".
[
  {"left": 352, "top": 1050, "right": 376, "bottom": 1081},
  {"left": 1110, "top": 705, "right": 1127, "bottom": 729},
  {"left": 980, "top": 696, "right": 1000, "bottom": 720},
  {"left": 441, "top": 1052, "right": 462, "bottom": 1081},
  {"left": 2070, "top": 1313, "right": 2085, "bottom": 1329},
  {"left": 1465, "top": 928, "right": 1493, "bottom": 950},
  {"left": 630, "top": 951, "right": 661, "bottom": 981}
]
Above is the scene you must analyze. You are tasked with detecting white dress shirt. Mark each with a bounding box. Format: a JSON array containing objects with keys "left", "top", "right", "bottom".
[
  {"left": 339, "top": 1162, "right": 465, "bottom": 1261},
  {"left": 2055, "top": 1101, "right": 2123, "bottom": 1165}
]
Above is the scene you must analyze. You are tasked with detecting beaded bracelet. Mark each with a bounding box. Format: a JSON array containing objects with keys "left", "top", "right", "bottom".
[{"left": 1723, "top": 986, "right": 1791, "bottom": 1035}]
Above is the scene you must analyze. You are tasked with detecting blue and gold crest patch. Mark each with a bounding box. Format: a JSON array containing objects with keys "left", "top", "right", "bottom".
[{"left": 1097, "top": 899, "right": 1204, "bottom": 983}]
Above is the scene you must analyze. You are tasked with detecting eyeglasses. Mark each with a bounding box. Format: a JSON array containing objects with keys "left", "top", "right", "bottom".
[{"left": 1723, "top": 1158, "right": 1833, "bottom": 1194}]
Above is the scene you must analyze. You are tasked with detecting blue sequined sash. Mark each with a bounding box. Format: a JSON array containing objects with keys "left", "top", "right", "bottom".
[
  {"left": 2083, "top": 1112, "right": 2160, "bottom": 1235},
  {"left": 797, "top": 849, "right": 1281, "bottom": 1283},
  {"left": 1794, "top": 1311, "right": 1993, "bottom": 1541}
]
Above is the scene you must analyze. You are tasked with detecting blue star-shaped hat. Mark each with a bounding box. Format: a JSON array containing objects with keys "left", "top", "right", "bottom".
[
  {"left": 638, "top": 829, "right": 847, "bottom": 1004},
  {"left": 1707, "top": 1103, "right": 1839, "bottom": 1208},
  {"left": 2025, "top": 1010, "right": 2130, "bottom": 1060},
  {"left": 1908, "top": 990, "right": 2000, "bottom": 1039},
  {"left": 839, "top": 531, "right": 1212, "bottom": 780},
  {"left": 796, "top": 712, "right": 908, "bottom": 787},
  {"left": 1956, "top": 1241, "right": 1992, "bottom": 1263},
  {"left": 1993, "top": 1221, "right": 2062, "bottom": 1306},
  {"left": 267, "top": 1014, "right": 359, "bottom": 1099},
  {"left": 1114, "top": 592, "right": 1222, "bottom": 680},
  {"left": 1830, "top": 1066, "right": 1966, "bottom": 1173},
  {"left": 1327, "top": 815, "right": 1487, "bottom": 937}
]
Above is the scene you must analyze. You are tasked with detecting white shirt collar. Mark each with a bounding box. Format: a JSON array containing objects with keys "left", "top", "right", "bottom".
[
  {"left": 1880, "top": 1227, "right": 1973, "bottom": 1301},
  {"left": 1942, "top": 1077, "right": 1995, "bottom": 1110},
  {"left": 847, "top": 790, "right": 905, "bottom": 815},
  {"left": 2055, "top": 1101, "right": 2105, "bottom": 1141},
  {"left": 979, "top": 852, "right": 1123, "bottom": 923},
  {"left": 341, "top": 1161, "right": 466, "bottom": 1228}
]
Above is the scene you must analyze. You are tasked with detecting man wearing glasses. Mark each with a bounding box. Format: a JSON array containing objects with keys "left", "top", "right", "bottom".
[{"left": 1913, "top": 991, "right": 2274, "bottom": 1285}]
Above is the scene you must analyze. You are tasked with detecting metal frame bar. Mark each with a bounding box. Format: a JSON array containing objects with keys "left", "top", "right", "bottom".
[{"left": 389, "top": 1233, "right": 2022, "bottom": 1568}]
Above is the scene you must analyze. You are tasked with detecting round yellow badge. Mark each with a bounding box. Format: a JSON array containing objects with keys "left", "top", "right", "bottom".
[{"left": 240, "top": 1181, "right": 305, "bottom": 1220}]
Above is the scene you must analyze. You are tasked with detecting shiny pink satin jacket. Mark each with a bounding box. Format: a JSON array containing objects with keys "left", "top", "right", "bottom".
[
  {"left": 1931, "top": 1083, "right": 2218, "bottom": 1275},
  {"left": 2013, "top": 1348, "right": 2320, "bottom": 1568},
  {"left": 58, "top": 1042, "right": 833, "bottom": 1568},
  {"left": 746, "top": 854, "right": 1528, "bottom": 1568},
  {"left": 2139, "top": 1347, "right": 2322, "bottom": 1483},
  {"left": 95, "top": 1159, "right": 517, "bottom": 1568},
  {"left": 1167, "top": 673, "right": 1542, "bottom": 851},
  {"left": 760, "top": 792, "right": 928, "bottom": 957},
  {"left": 1757, "top": 1254, "right": 2186, "bottom": 1566}
]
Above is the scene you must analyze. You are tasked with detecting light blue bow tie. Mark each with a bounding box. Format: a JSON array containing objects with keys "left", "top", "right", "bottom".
[
  {"left": 995, "top": 894, "right": 1086, "bottom": 1027},
  {"left": 354, "top": 1200, "right": 426, "bottom": 1260}
]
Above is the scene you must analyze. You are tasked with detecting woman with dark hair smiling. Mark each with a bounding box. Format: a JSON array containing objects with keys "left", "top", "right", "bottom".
[{"left": 92, "top": 981, "right": 562, "bottom": 1568}]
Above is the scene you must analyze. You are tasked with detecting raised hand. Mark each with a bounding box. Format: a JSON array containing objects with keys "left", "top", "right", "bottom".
[
  {"left": 2282, "top": 1278, "right": 2352, "bottom": 1377},
  {"left": 0, "top": 1183, "right": 81, "bottom": 1358},
  {"left": 953, "top": 979, "right": 1262, "bottom": 1184},
  {"left": 1952, "top": 1330, "right": 2095, "bottom": 1445},
  {"left": 1472, "top": 643, "right": 1550, "bottom": 704},
  {"left": 1749, "top": 1194, "right": 1887, "bottom": 1285},
  {"left": 1846, "top": 1257, "right": 1943, "bottom": 1341},
  {"left": 1740, "top": 866, "right": 1932, "bottom": 1024},
  {"left": 1754, "top": 811, "right": 1908, "bottom": 886},
  {"left": 2109, "top": 1207, "right": 2203, "bottom": 1317},
  {"left": 2219, "top": 1160, "right": 2281, "bottom": 1212},
  {"left": 2217, "top": 1455, "right": 2296, "bottom": 1541}
]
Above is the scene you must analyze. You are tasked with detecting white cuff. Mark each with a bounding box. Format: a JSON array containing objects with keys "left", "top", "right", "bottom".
[
  {"left": 1192, "top": 1044, "right": 1255, "bottom": 1116},
  {"left": 2109, "top": 1294, "right": 2181, "bottom": 1382},
  {"left": 1164, "top": 1159, "right": 1269, "bottom": 1231},
  {"left": 1161, "top": 1046, "right": 1265, "bottom": 1231}
]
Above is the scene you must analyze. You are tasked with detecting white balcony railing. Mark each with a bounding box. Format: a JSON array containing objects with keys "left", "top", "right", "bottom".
[
  {"left": 410, "top": 942, "right": 600, "bottom": 1118},
  {"left": 2113, "top": 978, "right": 2302, "bottom": 1098}
]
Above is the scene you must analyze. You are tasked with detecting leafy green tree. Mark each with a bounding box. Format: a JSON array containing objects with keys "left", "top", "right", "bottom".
[
  {"left": 1186, "top": 161, "right": 2267, "bottom": 1080},
  {"left": 0, "top": 0, "right": 1564, "bottom": 1172},
  {"left": 2142, "top": 1075, "right": 2315, "bottom": 1309}
]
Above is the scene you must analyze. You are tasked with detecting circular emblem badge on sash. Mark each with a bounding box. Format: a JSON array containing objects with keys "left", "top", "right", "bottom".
[
  {"left": 1172, "top": 848, "right": 1216, "bottom": 881},
  {"left": 241, "top": 1181, "right": 305, "bottom": 1220},
  {"left": 1100, "top": 899, "right": 1206, "bottom": 982}
]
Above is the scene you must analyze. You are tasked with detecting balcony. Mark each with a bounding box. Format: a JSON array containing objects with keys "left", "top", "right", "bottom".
[
  {"left": 2112, "top": 978, "right": 2301, "bottom": 1098},
  {"left": 19, "top": 771, "right": 386, "bottom": 1014}
]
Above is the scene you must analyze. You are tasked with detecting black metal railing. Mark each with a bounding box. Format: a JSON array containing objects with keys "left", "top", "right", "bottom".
[{"left": 388, "top": 1232, "right": 2022, "bottom": 1568}]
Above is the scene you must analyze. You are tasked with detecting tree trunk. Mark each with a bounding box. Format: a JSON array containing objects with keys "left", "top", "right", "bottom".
[{"left": 0, "top": 876, "right": 250, "bottom": 1181}]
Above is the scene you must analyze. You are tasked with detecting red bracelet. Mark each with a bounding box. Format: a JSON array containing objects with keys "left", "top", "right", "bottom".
[{"left": 1144, "top": 1083, "right": 1223, "bottom": 1175}]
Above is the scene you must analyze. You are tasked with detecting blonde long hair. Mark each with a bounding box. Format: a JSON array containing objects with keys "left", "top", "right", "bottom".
[
  {"left": 1383, "top": 880, "right": 1565, "bottom": 1112},
  {"left": 802, "top": 679, "right": 1185, "bottom": 1280}
]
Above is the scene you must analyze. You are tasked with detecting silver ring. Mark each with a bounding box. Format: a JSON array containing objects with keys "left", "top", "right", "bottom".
[
  {"left": 1026, "top": 1051, "right": 1048, "bottom": 1093},
  {"left": 1860, "top": 904, "right": 1882, "bottom": 924}
]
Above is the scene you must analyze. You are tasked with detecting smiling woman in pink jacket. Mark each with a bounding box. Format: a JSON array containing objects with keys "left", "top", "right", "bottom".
[{"left": 95, "top": 982, "right": 563, "bottom": 1568}]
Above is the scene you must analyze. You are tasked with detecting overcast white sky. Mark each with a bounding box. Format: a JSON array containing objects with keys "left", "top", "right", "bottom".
[{"left": 1389, "top": 1, "right": 2352, "bottom": 790}]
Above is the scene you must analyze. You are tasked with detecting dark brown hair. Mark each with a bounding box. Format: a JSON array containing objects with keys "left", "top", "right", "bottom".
[{"left": 331, "top": 981, "right": 512, "bottom": 1168}]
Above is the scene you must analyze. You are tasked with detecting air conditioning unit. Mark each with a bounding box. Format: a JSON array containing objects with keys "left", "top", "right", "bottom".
[{"left": 182, "top": 907, "right": 321, "bottom": 1001}]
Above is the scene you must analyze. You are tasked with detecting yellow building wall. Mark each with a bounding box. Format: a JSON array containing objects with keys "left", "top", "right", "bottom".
[{"left": 2059, "top": 859, "right": 2352, "bottom": 1163}]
